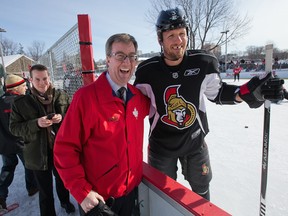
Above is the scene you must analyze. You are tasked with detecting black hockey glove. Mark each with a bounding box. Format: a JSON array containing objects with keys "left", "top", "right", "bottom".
[
  {"left": 261, "top": 76, "right": 284, "bottom": 102},
  {"left": 85, "top": 198, "right": 118, "bottom": 216},
  {"left": 239, "top": 72, "right": 284, "bottom": 108}
]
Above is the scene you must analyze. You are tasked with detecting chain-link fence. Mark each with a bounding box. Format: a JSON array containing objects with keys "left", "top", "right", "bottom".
[{"left": 38, "top": 24, "right": 83, "bottom": 100}]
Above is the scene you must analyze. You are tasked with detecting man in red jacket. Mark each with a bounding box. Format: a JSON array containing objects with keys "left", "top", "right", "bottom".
[{"left": 54, "top": 33, "right": 150, "bottom": 216}]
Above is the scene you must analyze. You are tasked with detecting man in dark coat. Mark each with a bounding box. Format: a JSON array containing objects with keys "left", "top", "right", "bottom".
[
  {"left": 9, "top": 65, "right": 75, "bottom": 216},
  {"left": 0, "top": 74, "right": 38, "bottom": 210}
]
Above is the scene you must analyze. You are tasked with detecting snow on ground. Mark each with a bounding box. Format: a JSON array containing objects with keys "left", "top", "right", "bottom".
[
  {"left": 2, "top": 79, "right": 288, "bottom": 216},
  {"left": 166, "top": 79, "right": 288, "bottom": 216},
  {"left": 207, "top": 79, "right": 288, "bottom": 216},
  {"left": 2, "top": 165, "right": 79, "bottom": 216}
]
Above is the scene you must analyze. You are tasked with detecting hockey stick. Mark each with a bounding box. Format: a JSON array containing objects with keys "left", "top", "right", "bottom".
[{"left": 259, "top": 44, "right": 273, "bottom": 216}]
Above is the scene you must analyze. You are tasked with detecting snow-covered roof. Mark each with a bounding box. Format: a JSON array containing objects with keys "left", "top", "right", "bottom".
[{"left": 0, "top": 54, "right": 34, "bottom": 67}]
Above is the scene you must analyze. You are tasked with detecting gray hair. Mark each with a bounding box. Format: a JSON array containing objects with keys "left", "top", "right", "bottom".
[{"left": 105, "top": 33, "right": 138, "bottom": 56}]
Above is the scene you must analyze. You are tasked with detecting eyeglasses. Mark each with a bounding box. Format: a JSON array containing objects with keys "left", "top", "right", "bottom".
[{"left": 110, "top": 52, "right": 138, "bottom": 62}]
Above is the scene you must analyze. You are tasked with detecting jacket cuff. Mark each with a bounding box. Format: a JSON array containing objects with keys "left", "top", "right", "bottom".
[{"left": 72, "top": 182, "right": 93, "bottom": 204}]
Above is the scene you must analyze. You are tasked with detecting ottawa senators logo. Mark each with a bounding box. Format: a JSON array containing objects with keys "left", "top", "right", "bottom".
[{"left": 161, "top": 85, "right": 197, "bottom": 130}]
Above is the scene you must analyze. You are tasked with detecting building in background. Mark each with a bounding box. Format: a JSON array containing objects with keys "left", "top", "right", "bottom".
[{"left": 0, "top": 54, "right": 35, "bottom": 78}]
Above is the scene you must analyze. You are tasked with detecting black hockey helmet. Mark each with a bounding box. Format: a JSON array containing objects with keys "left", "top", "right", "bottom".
[{"left": 156, "top": 8, "right": 189, "bottom": 40}]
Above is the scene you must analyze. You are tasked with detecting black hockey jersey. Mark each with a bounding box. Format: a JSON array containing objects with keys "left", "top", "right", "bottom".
[{"left": 134, "top": 50, "right": 239, "bottom": 157}]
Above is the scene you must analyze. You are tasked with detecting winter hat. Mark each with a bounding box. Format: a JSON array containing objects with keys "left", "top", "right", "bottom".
[{"left": 5, "top": 74, "right": 25, "bottom": 89}]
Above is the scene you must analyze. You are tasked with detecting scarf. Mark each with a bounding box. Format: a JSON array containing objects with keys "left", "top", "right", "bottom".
[{"left": 31, "top": 84, "right": 54, "bottom": 149}]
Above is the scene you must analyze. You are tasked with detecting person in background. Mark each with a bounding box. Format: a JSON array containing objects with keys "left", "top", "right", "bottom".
[
  {"left": 233, "top": 65, "right": 242, "bottom": 81},
  {"left": 9, "top": 65, "right": 75, "bottom": 216},
  {"left": 54, "top": 33, "right": 150, "bottom": 216},
  {"left": 24, "top": 77, "right": 32, "bottom": 95},
  {"left": 0, "top": 74, "right": 38, "bottom": 210},
  {"left": 134, "top": 8, "right": 284, "bottom": 201}
]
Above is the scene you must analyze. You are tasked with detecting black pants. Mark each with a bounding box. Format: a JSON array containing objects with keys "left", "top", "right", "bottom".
[
  {"left": 234, "top": 73, "right": 240, "bottom": 81},
  {"left": 33, "top": 150, "right": 70, "bottom": 216},
  {"left": 79, "top": 187, "right": 138, "bottom": 216},
  {"left": 0, "top": 152, "right": 37, "bottom": 199},
  {"left": 148, "top": 140, "right": 212, "bottom": 200}
]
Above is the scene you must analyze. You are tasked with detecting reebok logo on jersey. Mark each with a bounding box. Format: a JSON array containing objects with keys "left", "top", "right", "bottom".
[{"left": 184, "top": 68, "right": 200, "bottom": 76}]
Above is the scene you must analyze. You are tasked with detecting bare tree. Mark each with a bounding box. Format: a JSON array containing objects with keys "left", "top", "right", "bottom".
[
  {"left": 0, "top": 38, "right": 19, "bottom": 56},
  {"left": 273, "top": 48, "right": 288, "bottom": 60},
  {"left": 246, "top": 46, "right": 264, "bottom": 60},
  {"left": 18, "top": 43, "right": 25, "bottom": 54},
  {"left": 147, "top": 0, "right": 251, "bottom": 51},
  {"left": 27, "top": 40, "right": 45, "bottom": 61}
]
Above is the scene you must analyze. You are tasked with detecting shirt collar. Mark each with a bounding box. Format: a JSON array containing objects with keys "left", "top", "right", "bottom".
[{"left": 106, "top": 72, "right": 127, "bottom": 93}]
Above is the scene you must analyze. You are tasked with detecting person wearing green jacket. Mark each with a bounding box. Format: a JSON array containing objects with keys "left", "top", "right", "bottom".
[{"left": 9, "top": 64, "right": 75, "bottom": 216}]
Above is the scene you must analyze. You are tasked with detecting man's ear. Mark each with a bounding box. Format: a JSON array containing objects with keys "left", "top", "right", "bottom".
[{"left": 158, "top": 38, "right": 163, "bottom": 46}]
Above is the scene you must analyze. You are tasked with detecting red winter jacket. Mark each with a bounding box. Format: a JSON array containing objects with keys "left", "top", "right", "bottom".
[
  {"left": 233, "top": 66, "right": 242, "bottom": 74},
  {"left": 54, "top": 72, "right": 150, "bottom": 203}
]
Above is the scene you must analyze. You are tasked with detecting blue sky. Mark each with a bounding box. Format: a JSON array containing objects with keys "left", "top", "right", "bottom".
[{"left": 1, "top": 0, "right": 287, "bottom": 60}]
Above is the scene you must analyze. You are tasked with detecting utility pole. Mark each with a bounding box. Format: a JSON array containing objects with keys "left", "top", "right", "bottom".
[
  {"left": 221, "top": 30, "right": 229, "bottom": 72},
  {"left": 0, "top": 28, "right": 6, "bottom": 76}
]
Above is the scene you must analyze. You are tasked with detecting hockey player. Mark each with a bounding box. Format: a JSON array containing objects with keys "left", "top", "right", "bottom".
[{"left": 134, "top": 7, "right": 284, "bottom": 200}]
